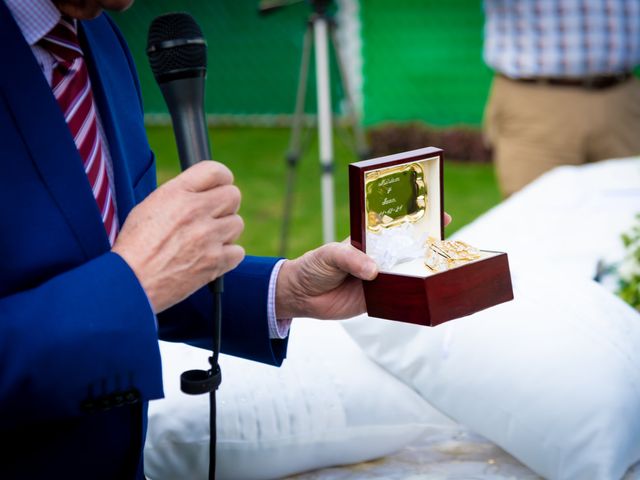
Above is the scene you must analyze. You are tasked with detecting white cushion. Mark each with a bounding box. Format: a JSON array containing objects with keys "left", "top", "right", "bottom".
[
  {"left": 342, "top": 272, "right": 640, "bottom": 479},
  {"left": 144, "top": 319, "right": 451, "bottom": 480},
  {"left": 452, "top": 157, "right": 640, "bottom": 283}
]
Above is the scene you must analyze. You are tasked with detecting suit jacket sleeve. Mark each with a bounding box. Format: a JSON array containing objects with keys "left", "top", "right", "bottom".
[
  {"left": 0, "top": 252, "right": 163, "bottom": 429},
  {"left": 157, "top": 256, "right": 288, "bottom": 367},
  {"left": 0, "top": 11, "right": 286, "bottom": 430},
  {"left": 102, "top": 15, "right": 289, "bottom": 367}
]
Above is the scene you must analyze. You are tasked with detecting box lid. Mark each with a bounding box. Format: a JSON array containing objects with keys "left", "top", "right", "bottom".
[{"left": 349, "top": 147, "right": 444, "bottom": 258}]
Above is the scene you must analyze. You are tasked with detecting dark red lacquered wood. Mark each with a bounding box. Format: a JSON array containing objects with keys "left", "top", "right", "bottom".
[
  {"left": 349, "top": 147, "right": 444, "bottom": 252},
  {"left": 363, "top": 252, "right": 513, "bottom": 326},
  {"left": 349, "top": 147, "right": 514, "bottom": 327}
]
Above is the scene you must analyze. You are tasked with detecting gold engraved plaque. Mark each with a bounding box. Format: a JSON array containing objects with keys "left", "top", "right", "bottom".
[{"left": 365, "top": 162, "right": 427, "bottom": 232}]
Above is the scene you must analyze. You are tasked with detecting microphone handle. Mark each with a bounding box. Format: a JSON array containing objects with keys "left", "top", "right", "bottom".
[
  {"left": 160, "top": 75, "right": 224, "bottom": 350},
  {"left": 160, "top": 76, "right": 211, "bottom": 171}
]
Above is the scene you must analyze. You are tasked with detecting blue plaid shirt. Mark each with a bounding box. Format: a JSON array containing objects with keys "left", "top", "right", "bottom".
[{"left": 484, "top": 0, "right": 640, "bottom": 78}]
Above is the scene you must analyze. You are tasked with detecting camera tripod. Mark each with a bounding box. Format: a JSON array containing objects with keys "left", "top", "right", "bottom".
[{"left": 279, "top": 2, "right": 368, "bottom": 256}]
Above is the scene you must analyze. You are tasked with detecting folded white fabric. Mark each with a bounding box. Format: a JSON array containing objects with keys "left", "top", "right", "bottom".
[
  {"left": 145, "top": 319, "right": 451, "bottom": 480},
  {"left": 343, "top": 272, "right": 640, "bottom": 480}
]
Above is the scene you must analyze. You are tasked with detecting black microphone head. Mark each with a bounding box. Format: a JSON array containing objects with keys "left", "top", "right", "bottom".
[{"left": 147, "top": 12, "right": 207, "bottom": 84}]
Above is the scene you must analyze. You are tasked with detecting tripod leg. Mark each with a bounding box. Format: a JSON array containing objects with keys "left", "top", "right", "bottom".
[
  {"left": 280, "top": 22, "right": 313, "bottom": 257},
  {"left": 314, "top": 15, "right": 336, "bottom": 244},
  {"left": 329, "top": 25, "right": 369, "bottom": 159}
]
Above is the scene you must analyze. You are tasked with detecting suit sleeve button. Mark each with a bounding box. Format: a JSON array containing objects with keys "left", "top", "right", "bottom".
[
  {"left": 98, "top": 396, "right": 112, "bottom": 411},
  {"left": 80, "top": 400, "right": 96, "bottom": 413},
  {"left": 113, "top": 393, "right": 125, "bottom": 407},
  {"left": 124, "top": 390, "right": 139, "bottom": 404}
]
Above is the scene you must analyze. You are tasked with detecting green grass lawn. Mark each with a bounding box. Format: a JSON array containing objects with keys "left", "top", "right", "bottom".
[{"left": 146, "top": 125, "right": 502, "bottom": 258}]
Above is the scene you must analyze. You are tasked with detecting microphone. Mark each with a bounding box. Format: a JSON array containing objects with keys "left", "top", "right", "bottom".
[
  {"left": 146, "top": 10, "right": 223, "bottom": 378},
  {"left": 146, "top": 14, "right": 222, "bottom": 480},
  {"left": 147, "top": 12, "right": 211, "bottom": 171}
]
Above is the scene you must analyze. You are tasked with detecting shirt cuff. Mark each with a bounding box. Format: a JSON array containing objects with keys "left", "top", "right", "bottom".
[{"left": 267, "top": 259, "right": 292, "bottom": 339}]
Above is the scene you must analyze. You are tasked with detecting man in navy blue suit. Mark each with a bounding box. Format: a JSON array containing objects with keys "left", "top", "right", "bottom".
[{"left": 0, "top": 0, "right": 381, "bottom": 478}]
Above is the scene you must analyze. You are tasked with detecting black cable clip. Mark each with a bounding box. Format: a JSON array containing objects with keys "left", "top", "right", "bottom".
[{"left": 180, "top": 358, "right": 222, "bottom": 395}]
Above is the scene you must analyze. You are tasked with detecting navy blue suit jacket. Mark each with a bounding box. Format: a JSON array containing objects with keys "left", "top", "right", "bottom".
[{"left": 0, "top": 6, "right": 287, "bottom": 479}]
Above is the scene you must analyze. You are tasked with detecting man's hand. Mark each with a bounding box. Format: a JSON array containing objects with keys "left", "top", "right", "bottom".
[
  {"left": 276, "top": 213, "right": 452, "bottom": 320},
  {"left": 275, "top": 242, "right": 378, "bottom": 320},
  {"left": 112, "top": 161, "right": 245, "bottom": 313}
]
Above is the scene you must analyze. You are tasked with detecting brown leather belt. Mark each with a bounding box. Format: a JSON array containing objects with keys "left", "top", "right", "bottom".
[{"left": 501, "top": 73, "right": 633, "bottom": 90}]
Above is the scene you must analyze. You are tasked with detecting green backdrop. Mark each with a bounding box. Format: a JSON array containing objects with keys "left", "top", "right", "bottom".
[
  {"left": 113, "top": 0, "right": 492, "bottom": 127},
  {"left": 361, "top": 0, "right": 492, "bottom": 126}
]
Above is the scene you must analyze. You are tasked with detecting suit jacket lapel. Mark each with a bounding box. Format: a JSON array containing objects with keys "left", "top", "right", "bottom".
[{"left": 0, "top": 3, "right": 110, "bottom": 259}]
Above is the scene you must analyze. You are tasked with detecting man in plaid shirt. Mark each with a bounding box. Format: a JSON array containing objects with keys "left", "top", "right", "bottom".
[{"left": 483, "top": 0, "right": 640, "bottom": 196}]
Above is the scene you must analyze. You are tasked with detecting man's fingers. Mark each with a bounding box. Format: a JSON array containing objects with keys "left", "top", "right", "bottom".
[
  {"left": 212, "top": 214, "right": 245, "bottom": 244},
  {"left": 194, "top": 184, "right": 242, "bottom": 218},
  {"left": 216, "top": 244, "right": 245, "bottom": 276},
  {"left": 444, "top": 212, "right": 452, "bottom": 227},
  {"left": 177, "top": 161, "right": 234, "bottom": 192},
  {"left": 319, "top": 242, "right": 378, "bottom": 281}
]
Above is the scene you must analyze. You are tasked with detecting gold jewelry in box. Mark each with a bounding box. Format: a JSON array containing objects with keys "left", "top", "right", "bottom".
[
  {"left": 365, "top": 162, "right": 427, "bottom": 232},
  {"left": 424, "top": 237, "right": 481, "bottom": 272}
]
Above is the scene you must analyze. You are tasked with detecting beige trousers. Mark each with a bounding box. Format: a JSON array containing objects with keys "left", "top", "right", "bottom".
[{"left": 484, "top": 75, "right": 640, "bottom": 197}]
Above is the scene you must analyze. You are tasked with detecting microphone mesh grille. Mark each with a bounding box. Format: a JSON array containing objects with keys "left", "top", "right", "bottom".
[{"left": 147, "top": 12, "right": 207, "bottom": 79}]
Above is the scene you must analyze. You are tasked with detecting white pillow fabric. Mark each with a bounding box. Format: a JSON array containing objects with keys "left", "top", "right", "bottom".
[
  {"left": 144, "top": 319, "right": 452, "bottom": 480},
  {"left": 343, "top": 272, "right": 640, "bottom": 480},
  {"left": 451, "top": 158, "right": 640, "bottom": 283}
]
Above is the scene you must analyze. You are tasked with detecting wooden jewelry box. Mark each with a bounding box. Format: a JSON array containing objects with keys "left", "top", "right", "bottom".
[{"left": 349, "top": 147, "right": 514, "bottom": 327}]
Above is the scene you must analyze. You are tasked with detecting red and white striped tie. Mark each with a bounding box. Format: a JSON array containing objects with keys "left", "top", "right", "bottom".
[{"left": 40, "top": 16, "right": 119, "bottom": 245}]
